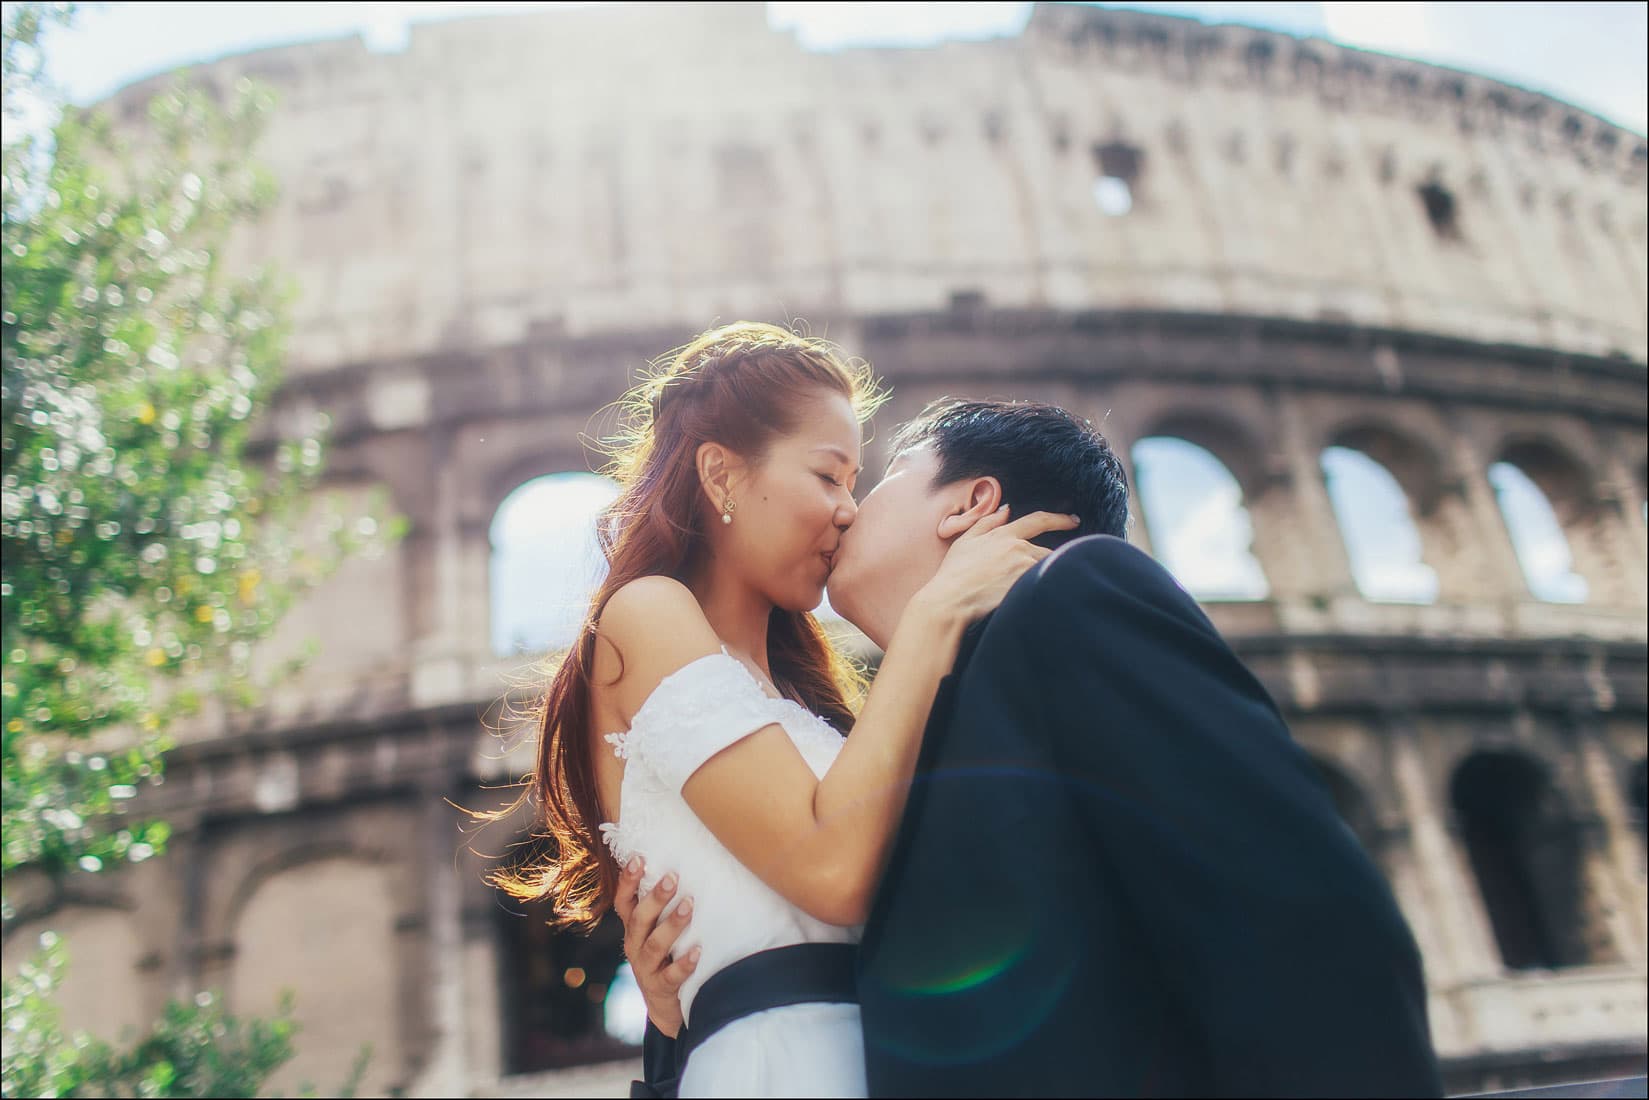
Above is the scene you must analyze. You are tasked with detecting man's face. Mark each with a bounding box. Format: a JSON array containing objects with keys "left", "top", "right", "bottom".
[{"left": 826, "top": 443, "right": 953, "bottom": 651}]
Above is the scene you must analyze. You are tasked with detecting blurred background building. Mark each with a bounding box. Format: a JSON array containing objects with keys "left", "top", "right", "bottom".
[{"left": 3, "top": 1, "right": 1645, "bottom": 1095}]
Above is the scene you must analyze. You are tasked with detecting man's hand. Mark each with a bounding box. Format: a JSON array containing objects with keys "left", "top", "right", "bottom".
[{"left": 614, "top": 856, "right": 700, "bottom": 1039}]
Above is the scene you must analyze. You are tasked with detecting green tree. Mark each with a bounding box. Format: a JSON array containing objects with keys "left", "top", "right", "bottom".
[
  {"left": 2, "top": 3, "right": 391, "bottom": 1094},
  {"left": 3, "top": 936, "right": 302, "bottom": 1098}
]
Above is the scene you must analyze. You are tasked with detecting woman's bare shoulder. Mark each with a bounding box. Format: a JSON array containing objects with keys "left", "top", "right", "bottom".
[
  {"left": 594, "top": 577, "right": 724, "bottom": 712},
  {"left": 599, "top": 575, "right": 701, "bottom": 631}
]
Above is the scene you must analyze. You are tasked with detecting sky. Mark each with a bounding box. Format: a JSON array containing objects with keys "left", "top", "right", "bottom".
[{"left": 17, "top": 2, "right": 1649, "bottom": 135}]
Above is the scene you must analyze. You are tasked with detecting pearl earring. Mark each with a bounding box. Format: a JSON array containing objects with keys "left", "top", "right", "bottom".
[{"left": 722, "top": 498, "right": 735, "bottom": 525}]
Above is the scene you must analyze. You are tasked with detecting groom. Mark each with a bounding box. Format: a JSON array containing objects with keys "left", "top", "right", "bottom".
[{"left": 620, "top": 399, "right": 1443, "bottom": 1097}]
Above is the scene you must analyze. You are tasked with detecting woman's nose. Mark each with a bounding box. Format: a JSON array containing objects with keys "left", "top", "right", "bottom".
[{"left": 835, "top": 495, "right": 858, "bottom": 529}]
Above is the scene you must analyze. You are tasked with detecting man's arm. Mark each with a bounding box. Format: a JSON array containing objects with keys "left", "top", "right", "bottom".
[{"left": 1009, "top": 536, "right": 1442, "bottom": 1097}]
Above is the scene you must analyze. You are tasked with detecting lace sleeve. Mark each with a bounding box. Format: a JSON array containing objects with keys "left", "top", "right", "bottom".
[{"left": 625, "top": 652, "right": 786, "bottom": 793}]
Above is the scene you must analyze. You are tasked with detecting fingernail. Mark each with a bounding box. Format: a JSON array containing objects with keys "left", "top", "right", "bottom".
[
  {"left": 660, "top": 873, "right": 677, "bottom": 893},
  {"left": 689, "top": 946, "right": 702, "bottom": 962},
  {"left": 678, "top": 897, "right": 693, "bottom": 917},
  {"left": 626, "top": 856, "right": 641, "bottom": 874},
  {"left": 1069, "top": 514, "right": 1081, "bottom": 523}
]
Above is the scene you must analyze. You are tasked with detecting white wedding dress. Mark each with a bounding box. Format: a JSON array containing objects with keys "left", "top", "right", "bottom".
[{"left": 600, "top": 649, "right": 866, "bottom": 1098}]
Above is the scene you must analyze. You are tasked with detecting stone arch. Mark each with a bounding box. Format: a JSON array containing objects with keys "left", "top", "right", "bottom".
[
  {"left": 1131, "top": 433, "right": 1269, "bottom": 600},
  {"left": 227, "top": 853, "right": 407, "bottom": 1097},
  {"left": 1320, "top": 428, "right": 1440, "bottom": 604},
  {"left": 477, "top": 443, "right": 611, "bottom": 539},
  {"left": 1495, "top": 436, "right": 1598, "bottom": 522},
  {"left": 1431, "top": 731, "right": 1586, "bottom": 817},
  {"left": 489, "top": 468, "right": 622, "bottom": 656},
  {"left": 1308, "top": 754, "right": 1387, "bottom": 872},
  {"left": 1137, "top": 408, "right": 1273, "bottom": 499},
  {"left": 1496, "top": 434, "right": 1640, "bottom": 607},
  {"left": 495, "top": 899, "right": 635, "bottom": 1074},
  {"left": 0, "top": 866, "right": 135, "bottom": 938},
  {"left": 1488, "top": 439, "right": 1593, "bottom": 603},
  {"left": 1490, "top": 433, "right": 1602, "bottom": 513},
  {"left": 1449, "top": 749, "right": 1608, "bottom": 971},
  {"left": 216, "top": 823, "right": 420, "bottom": 941},
  {"left": 490, "top": 842, "right": 637, "bottom": 1074},
  {"left": 429, "top": 425, "right": 610, "bottom": 676},
  {"left": 1, "top": 903, "right": 150, "bottom": 1043},
  {"left": 1326, "top": 420, "right": 1450, "bottom": 517}
]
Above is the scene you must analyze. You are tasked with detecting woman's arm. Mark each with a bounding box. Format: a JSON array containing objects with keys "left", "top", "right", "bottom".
[
  {"left": 678, "top": 591, "right": 963, "bottom": 924},
  {"left": 598, "top": 510, "right": 1076, "bottom": 927}
]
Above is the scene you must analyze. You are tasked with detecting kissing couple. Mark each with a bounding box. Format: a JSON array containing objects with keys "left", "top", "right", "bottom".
[{"left": 492, "top": 322, "right": 1442, "bottom": 1098}]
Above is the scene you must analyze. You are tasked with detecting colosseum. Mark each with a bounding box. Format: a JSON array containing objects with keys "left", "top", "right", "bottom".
[{"left": 5, "top": 2, "right": 1645, "bottom": 1096}]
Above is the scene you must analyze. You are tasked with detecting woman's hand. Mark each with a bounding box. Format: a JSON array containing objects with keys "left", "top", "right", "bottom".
[
  {"left": 614, "top": 856, "right": 699, "bottom": 1039},
  {"left": 909, "top": 507, "right": 1080, "bottom": 627}
]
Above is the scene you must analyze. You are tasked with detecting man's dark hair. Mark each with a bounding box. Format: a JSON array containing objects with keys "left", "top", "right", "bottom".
[{"left": 890, "top": 399, "right": 1130, "bottom": 547}]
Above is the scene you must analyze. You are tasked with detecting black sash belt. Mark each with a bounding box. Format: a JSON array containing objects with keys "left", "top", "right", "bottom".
[
  {"left": 677, "top": 941, "right": 859, "bottom": 1069},
  {"left": 629, "top": 942, "right": 859, "bottom": 1099}
]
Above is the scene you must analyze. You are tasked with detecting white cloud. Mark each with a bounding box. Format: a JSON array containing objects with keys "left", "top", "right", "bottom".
[
  {"left": 1320, "top": 1, "right": 1436, "bottom": 58},
  {"left": 1135, "top": 438, "right": 1270, "bottom": 600},
  {"left": 1321, "top": 446, "right": 1440, "bottom": 604},
  {"left": 1321, "top": 1, "right": 1646, "bottom": 134},
  {"left": 768, "top": 1, "right": 1031, "bottom": 49},
  {"left": 1488, "top": 462, "right": 1589, "bottom": 604},
  {"left": 491, "top": 473, "right": 620, "bottom": 656}
]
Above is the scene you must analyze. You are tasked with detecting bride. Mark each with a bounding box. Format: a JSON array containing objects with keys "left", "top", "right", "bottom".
[{"left": 493, "top": 322, "right": 1075, "bottom": 1097}]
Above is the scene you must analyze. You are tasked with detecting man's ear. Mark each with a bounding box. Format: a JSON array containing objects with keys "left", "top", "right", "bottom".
[
  {"left": 696, "top": 441, "right": 744, "bottom": 513},
  {"left": 935, "top": 477, "right": 1004, "bottom": 541}
]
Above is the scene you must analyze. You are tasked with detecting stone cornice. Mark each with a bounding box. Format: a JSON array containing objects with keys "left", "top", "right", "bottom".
[
  {"left": 1027, "top": 2, "right": 1647, "bottom": 180},
  {"left": 152, "top": 631, "right": 1647, "bottom": 771},
  {"left": 90, "top": 3, "right": 1646, "bottom": 186},
  {"left": 247, "top": 309, "right": 1648, "bottom": 460}
]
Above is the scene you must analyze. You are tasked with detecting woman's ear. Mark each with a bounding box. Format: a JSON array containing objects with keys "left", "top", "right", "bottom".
[
  {"left": 934, "top": 477, "right": 1004, "bottom": 541},
  {"left": 696, "top": 441, "right": 743, "bottom": 512}
]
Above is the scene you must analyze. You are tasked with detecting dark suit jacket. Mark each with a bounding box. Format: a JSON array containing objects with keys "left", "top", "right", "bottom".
[
  {"left": 638, "top": 536, "right": 1442, "bottom": 1098},
  {"left": 855, "top": 535, "right": 1442, "bottom": 1097}
]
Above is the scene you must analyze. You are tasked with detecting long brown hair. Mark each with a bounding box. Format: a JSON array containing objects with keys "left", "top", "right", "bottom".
[{"left": 489, "top": 322, "right": 887, "bottom": 929}]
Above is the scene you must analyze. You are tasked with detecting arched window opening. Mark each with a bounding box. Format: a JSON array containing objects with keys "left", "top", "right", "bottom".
[
  {"left": 1488, "top": 461, "right": 1588, "bottom": 603},
  {"left": 1092, "top": 140, "right": 1142, "bottom": 217},
  {"left": 1321, "top": 445, "right": 1438, "bottom": 603},
  {"left": 1132, "top": 437, "right": 1269, "bottom": 600},
  {"left": 1451, "top": 752, "right": 1595, "bottom": 971},
  {"left": 494, "top": 844, "right": 638, "bottom": 1072},
  {"left": 231, "top": 859, "right": 403, "bottom": 1095},
  {"left": 1093, "top": 175, "right": 1133, "bottom": 216},
  {"left": 1, "top": 909, "right": 146, "bottom": 1043},
  {"left": 490, "top": 473, "right": 621, "bottom": 656},
  {"left": 1417, "top": 179, "right": 1462, "bottom": 241}
]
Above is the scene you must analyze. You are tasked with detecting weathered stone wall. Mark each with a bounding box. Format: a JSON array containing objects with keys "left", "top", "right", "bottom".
[
  {"left": 103, "top": 1, "right": 1648, "bottom": 373},
  {"left": 12, "top": 3, "right": 1640, "bottom": 1096}
]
